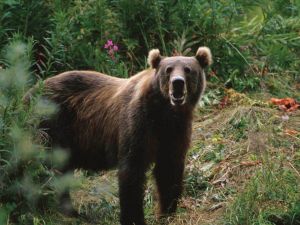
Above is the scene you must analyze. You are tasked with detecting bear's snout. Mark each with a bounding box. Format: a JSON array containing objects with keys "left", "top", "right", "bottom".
[{"left": 170, "top": 76, "right": 186, "bottom": 106}]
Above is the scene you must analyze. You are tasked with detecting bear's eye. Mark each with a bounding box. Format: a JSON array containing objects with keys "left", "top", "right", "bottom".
[
  {"left": 165, "top": 66, "right": 173, "bottom": 74},
  {"left": 184, "top": 67, "right": 191, "bottom": 74}
]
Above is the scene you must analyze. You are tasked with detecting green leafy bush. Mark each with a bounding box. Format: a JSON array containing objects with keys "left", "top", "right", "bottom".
[
  {"left": 0, "top": 40, "right": 75, "bottom": 224},
  {"left": 48, "top": 0, "right": 125, "bottom": 75},
  {"left": 1, "top": 0, "right": 299, "bottom": 92}
]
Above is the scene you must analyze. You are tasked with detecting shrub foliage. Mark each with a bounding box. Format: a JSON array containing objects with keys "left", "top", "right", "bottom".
[{"left": 1, "top": 0, "right": 299, "bottom": 90}]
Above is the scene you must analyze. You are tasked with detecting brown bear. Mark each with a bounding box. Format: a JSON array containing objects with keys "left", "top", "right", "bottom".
[{"left": 35, "top": 47, "right": 212, "bottom": 225}]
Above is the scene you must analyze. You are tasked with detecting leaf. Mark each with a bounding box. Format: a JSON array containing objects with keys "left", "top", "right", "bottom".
[
  {"left": 219, "top": 96, "right": 229, "bottom": 109},
  {"left": 284, "top": 129, "right": 299, "bottom": 136},
  {"left": 270, "top": 97, "right": 300, "bottom": 112}
]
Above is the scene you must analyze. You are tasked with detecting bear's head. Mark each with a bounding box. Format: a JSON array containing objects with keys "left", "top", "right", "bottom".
[{"left": 148, "top": 47, "right": 212, "bottom": 107}]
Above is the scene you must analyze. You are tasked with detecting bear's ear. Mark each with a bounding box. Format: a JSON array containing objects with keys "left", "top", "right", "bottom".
[
  {"left": 148, "top": 49, "right": 161, "bottom": 69},
  {"left": 195, "top": 47, "right": 212, "bottom": 68}
]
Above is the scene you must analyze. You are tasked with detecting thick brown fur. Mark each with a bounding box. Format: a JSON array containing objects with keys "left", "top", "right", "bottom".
[{"left": 34, "top": 47, "right": 212, "bottom": 225}]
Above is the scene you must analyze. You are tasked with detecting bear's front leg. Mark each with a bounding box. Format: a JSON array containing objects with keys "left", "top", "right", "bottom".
[
  {"left": 118, "top": 158, "right": 147, "bottom": 225},
  {"left": 154, "top": 153, "right": 185, "bottom": 216}
]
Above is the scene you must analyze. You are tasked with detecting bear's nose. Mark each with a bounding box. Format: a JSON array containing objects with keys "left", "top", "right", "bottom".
[{"left": 171, "top": 76, "right": 185, "bottom": 98}]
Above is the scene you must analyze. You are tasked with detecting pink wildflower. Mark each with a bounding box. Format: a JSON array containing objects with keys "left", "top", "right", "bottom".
[
  {"left": 103, "top": 39, "right": 119, "bottom": 61},
  {"left": 107, "top": 39, "right": 113, "bottom": 46},
  {"left": 104, "top": 39, "right": 114, "bottom": 49},
  {"left": 109, "top": 48, "right": 114, "bottom": 55},
  {"left": 113, "top": 45, "right": 119, "bottom": 51}
]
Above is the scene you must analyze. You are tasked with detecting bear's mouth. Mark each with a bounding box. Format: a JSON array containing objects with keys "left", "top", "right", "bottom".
[
  {"left": 170, "top": 93, "right": 186, "bottom": 106},
  {"left": 169, "top": 76, "right": 187, "bottom": 106}
]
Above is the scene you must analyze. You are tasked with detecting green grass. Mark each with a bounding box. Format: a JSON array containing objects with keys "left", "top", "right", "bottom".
[{"left": 226, "top": 160, "right": 300, "bottom": 225}]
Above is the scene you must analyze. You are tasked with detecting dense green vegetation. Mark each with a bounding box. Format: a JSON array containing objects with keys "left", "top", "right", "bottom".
[
  {"left": 0, "top": 41, "right": 79, "bottom": 224},
  {"left": 0, "top": 0, "right": 299, "bottom": 224},
  {"left": 1, "top": 0, "right": 300, "bottom": 92}
]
